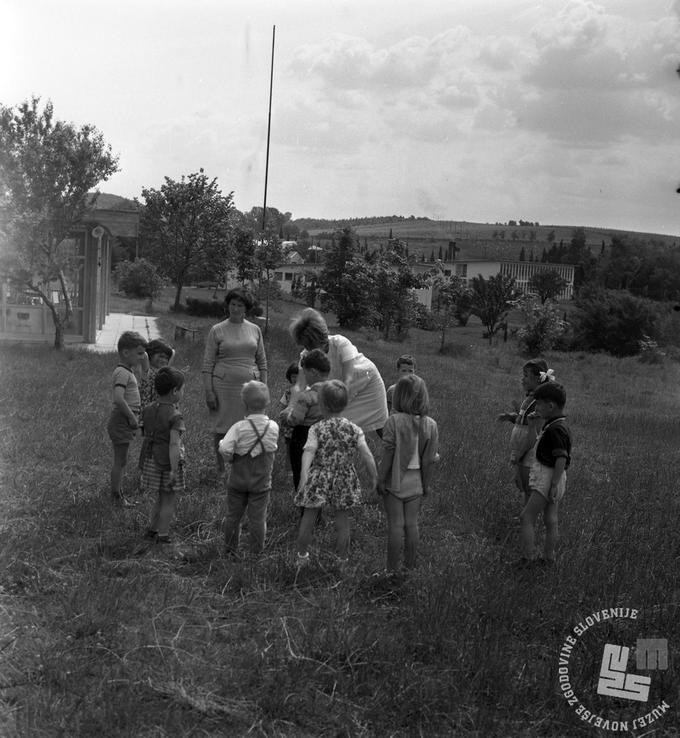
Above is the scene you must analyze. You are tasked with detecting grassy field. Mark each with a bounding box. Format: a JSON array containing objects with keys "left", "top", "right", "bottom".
[{"left": 1, "top": 296, "right": 679, "bottom": 737}]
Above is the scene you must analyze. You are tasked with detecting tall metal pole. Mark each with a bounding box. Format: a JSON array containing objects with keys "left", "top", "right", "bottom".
[
  {"left": 262, "top": 25, "right": 276, "bottom": 335},
  {"left": 262, "top": 25, "right": 275, "bottom": 232}
]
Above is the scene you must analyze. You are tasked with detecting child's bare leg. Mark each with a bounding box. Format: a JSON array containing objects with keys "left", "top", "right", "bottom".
[
  {"left": 543, "top": 502, "right": 559, "bottom": 561},
  {"left": 403, "top": 496, "right": 421, "bottom": 569},
  {"left": 519, "top": 492, "right": 547, "bottom": 559},
  {"left": 297, "top": 507, "right": 319, "bottom": 556},
  {"left": 334, "top": 509, "right": 350, "bottom": 559},
  {"left": 518, "top": 466, "right": 532, "bottom": 506},
  {"left": 383, "top": 494, "right": 405, "bottom": 571},
  {"left": 110, "top": 444, "right": 129, "bottom": 498}
]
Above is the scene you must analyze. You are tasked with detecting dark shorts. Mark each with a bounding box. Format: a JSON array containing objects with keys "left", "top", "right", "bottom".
[{"left": 107, "top": 408, "right": 138, "bottom": 445}]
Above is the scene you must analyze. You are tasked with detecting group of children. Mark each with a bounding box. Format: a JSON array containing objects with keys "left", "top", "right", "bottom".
[{"left": 107, "top": 331, "right": 571, "bottom": 572}]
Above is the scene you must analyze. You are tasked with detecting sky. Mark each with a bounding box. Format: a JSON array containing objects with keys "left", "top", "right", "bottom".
[{"left": 3, "top": 0, "right": 680, "bottom": 235}]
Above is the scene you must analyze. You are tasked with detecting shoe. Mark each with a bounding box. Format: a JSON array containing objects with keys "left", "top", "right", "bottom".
[
  {"left": 144, "top": 529, "right": 158, "bottom": 540},
  {"left": 156, "top": 535, "right": 173, "bottom": 544},
  {"left": 296, "top": 552, "right": 310, "bottom": 568}
]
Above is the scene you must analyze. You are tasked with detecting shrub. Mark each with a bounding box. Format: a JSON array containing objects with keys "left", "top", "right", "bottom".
[
  {"left": 571, "top": 288, "right": 658, "bottom": 356},
  {"left": 513, "top": 296, "right": 566, "bottom": 356},
  {"left": 185, "top": 297, "right": 227, "bottom": 318},
  {"left": 638, "top": 335, "right": 665, "bottom": 364},
  {"left": 413, "top": 303, "right": 438, "bottom": 331},
  {"left": 113, "top": 258, "right": 166, "bottom": 299}
]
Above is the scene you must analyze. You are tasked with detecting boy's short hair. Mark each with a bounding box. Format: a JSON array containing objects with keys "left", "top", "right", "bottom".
[
  {"left": 154, "top": 367, "right": 185, "bottom": 395},
  {"left": 285, "top": 361, "right": 300, "bottom": 383},
  {"left": 300, "top": 348, "right": 331, "bottom": 374},
  {"left": 318, "top": 379, "right": 347, "bottom": 414},
  {"left": 117, "top": 331, "right": 147, "bottom": 353},
  {"left": 532, "top": 381, "right": 566, "bottom": 408},
  {"left": 396, "top": 354, "right": 416, "bottom": 371},
  {"left": 241, "top": 380, "right": 270, "bottom": 412},
  {"left": 146, "top": 339, "right": 173, "bottom": 359},
  {"left": 393, "top": 374, "right": 429, "bottom": 415}
]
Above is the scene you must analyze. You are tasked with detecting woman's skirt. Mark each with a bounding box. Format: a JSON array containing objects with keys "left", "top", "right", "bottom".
[{"left": 343, "top": 359, "right": 388, "bottom": 432}]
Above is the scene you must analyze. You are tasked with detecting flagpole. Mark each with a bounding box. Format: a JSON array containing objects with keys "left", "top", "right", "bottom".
[
  {"left": 262, "top": 25, "right": 275, "bottom": 232},
  {"left": 262, "top": 25, "right": 275, "bottom": 335}
]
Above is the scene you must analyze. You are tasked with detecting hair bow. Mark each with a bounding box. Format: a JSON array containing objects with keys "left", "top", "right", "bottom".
[{"left": 539, "top": 368, "right": 555, "bottom": 382}]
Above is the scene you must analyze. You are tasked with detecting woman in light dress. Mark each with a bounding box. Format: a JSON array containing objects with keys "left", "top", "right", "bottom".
[{"left": 202, "top": 288, "right": 268, "bottom": 471}]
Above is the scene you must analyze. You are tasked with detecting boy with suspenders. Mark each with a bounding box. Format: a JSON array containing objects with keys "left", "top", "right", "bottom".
[{"left": 218, "top": 381, "right": 280, "bottom": 555}]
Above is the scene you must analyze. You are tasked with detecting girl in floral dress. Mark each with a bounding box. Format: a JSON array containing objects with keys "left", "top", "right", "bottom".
[{"left": 295, "top": 380, "right": 377, "bottom": 566}]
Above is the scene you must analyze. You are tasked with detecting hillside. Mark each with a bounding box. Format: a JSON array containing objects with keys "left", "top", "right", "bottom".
[{"left": 295, "top": 217, "right": 680, "bottom": 262}]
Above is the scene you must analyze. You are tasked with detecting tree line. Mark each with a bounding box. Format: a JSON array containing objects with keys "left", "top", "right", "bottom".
[{"left": 1, "top": 97, "right": 677, "bottom": 357}]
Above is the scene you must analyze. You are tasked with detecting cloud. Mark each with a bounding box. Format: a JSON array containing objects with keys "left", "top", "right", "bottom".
[{"left": 513, "top": 0, "right": 680, "bottom": 143}]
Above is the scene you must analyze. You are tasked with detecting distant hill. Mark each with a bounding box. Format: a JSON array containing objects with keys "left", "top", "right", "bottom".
[{"left": 294, "top": 217, "right": 680, "bottom": 262}]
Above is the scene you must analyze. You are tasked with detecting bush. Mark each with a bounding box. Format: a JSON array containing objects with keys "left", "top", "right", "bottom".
[
  {"left": 185, "top": 297, "right": 227, "bottom": 318},
  {"left": 514, "top": 296, "right": 566, "bottom": 356},
  {"left": 571, "top": 288, "right": 658, "bottom": 357},
  {"left": 412, "top": 303, "right": 438, "bottom": 331},
  {"left": 113, "top": 258, "right": 166, "bottom": 299},
  {"left": 638, "top": 335, "right": 665, "bottom": 364}
]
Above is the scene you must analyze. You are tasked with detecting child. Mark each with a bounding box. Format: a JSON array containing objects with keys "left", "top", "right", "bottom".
[
  {"left": 386, "top": 354, "right": 417, "bottom": 414},
  {"left": 219, "top": 381, "right": 280, "bottom": 555},
  {"left": 516, "top": 381, "right": 572, "bottom": 567},
  {"left": 295, "top": 380, "right": 377, "bottom": 566},
  {"left": 139, "top": 367, "right": 186, "bottom": 543},
  {"left": 139, "top": 339, "right": 176, "bottom": 413},
  {"left": 280, "top": 349, "right": 330, "bottom": 492},
  {"left": 498, "top": 359, "right": 555, "bottom": 503},
  {"left": 275, "top": 361, "right": 300, "bottom": 459},
  {"left": 107, "top": 331, "right": 147, "bottom": 506},
  {"left": 377, "top": 374, "right": 439, "bottom": 572}
]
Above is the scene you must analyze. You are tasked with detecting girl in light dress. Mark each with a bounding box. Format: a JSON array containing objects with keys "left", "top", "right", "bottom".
[{"left": 377, "top": 374, "right": 439, "bottom": 573}]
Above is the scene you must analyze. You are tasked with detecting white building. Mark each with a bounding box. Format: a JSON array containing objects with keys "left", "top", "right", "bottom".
[{"left": 414, "top": 258, "right": 574, "bottom": 300}]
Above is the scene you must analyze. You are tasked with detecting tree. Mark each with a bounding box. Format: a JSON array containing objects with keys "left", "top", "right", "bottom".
[
  {"left": 371, "top": 247, "right": 422, "bottom": 340},
  {"left": 319, "top": 228, "right": 358, "bottom": 322},
  {"left": 255, "top": 235, "right": 283, "bottom": 332},
  {"left": 0, "top": 97, "right": 119, "bottom": 348},
  {"left": 233, "top": 225, "right": 258, "bottom": 285},
  {"left": 140, "top": 170, "right": 235, "bottom": 311},
  {"left": 430, "top": 270, "right": 471, "bottom": 352},
  {"left": 469, "top": 273, "right": 519, "bottom": 339},
  {"left": 528, "top": 269, "right": 568, "bottom": 303}
]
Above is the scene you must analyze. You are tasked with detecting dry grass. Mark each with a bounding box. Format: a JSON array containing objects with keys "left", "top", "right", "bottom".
[{"left": 1, "top": 296, "right": 679, "bottom": 736}]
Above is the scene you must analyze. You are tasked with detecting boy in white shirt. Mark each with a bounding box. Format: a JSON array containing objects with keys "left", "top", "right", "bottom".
[{"left": 219, "top": 381, "right": 279, "bottom": 555}]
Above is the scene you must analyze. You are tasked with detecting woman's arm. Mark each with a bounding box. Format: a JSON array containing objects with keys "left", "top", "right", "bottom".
[
  {"left": 254, "top": 327, "right": 268, "bottom": 384},
  {"left": 202, "top": 327, "right": 219, "bottom": 409}
]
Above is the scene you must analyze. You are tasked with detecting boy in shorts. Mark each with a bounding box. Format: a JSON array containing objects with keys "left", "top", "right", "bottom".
[
  {"left": 107, "top": 331, "right": 147, "bottom": 506},
  {"left": 219, "top": 381, "right": 280, "bottom": 555},
  {"left": 516, "top": 382, "right": 572, "bottom": 567}
]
